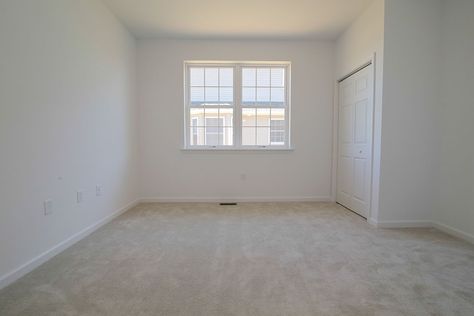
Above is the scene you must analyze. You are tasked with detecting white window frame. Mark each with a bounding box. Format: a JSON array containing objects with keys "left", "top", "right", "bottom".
[{"left": 184, "top": 61, "right": 291, "bottom": 150}]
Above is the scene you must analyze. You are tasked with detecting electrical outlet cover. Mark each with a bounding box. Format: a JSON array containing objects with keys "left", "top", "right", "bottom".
[
  {"left": 77, "top": 191, "right": 83, "bottom": 203},
  {"left": 96, "top": 185, "right": 102, "bottom": 196},
  {"left": 44, "top": 199, "right": 53, "bottom": 215}
]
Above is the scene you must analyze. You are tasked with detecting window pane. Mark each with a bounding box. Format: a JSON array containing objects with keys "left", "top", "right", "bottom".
[
  {"left": 242, "top": 87, "right": 256, "bottom": 103},
  {"left": 256, "top": 87, "right": 270, "bottom": 103},
  {"left": 271, "top": 120, "right": 285, "bottom": 129},
  {"left": 271, "top": 87, "right": 285, "bottom": 104},
  {"left": 271, "top": 68, "right": 285, "bottom": 87},
  {"left": 190, "top": 108, "right": 204, "bottom": 125},
  {"left": 242, "top": 68, "right": 256, "bottom": 86},
  {"left": 190, "top": 87, "right": 204, "bottom": 103},
  {"left": 256, "top": 127, "right": 270, "bottom": 145},
  {"left": 205, "top": 68, "right": 219, "bottom": 86},
  {"left": 270, "top": 132, "right": 285, "bottom": 144},
  {"left": 257, "top": 68, "right": 270, "bottom": 86},
  {"left": 219, "top": 108, "right": 233, "bottom": 126},
  {"left": 242, "top": 108, "right": 256, "bottom": 127},
  {"left": 205, "top": 87, "right": 218, "bottom": 102},
  {"left": 205, "top": 116, "right": 223, "bottom": 146},
  {"left": 219, "top": 87, "right": 233, "bottom": 103},
  {"left": 206, "top": 118, "right": 220, "bottom": 128},
  {"left": 206, "top": 126, "right": 220, "bottom": 133},
  {"left": 204, "top": 108, "right": 218, "bottom": 121},
  {"left": 257, "top": 108, "right": 270, "bottom": 126},
  {"left": 220, "top": 127, "right": 233, "bottom": 146},
  {"left": 190, "top": 68, "right": 204, "bottom": 86},
  {"left": 271, "top": 108, "right": 285, "bottom": 121},
  {"left": 191, "top": 118, "right": 198, "bottom": 130},
  {"left": 219, "top": 68, "right": 233, "bottom": 86},
  {"left": 242, "top": 127, "right": 256, "bottom": 145},
  {"left": 190, "top": 127, "right": 204, "bottom": 145},
  {"left": 270, "top": 119, "right": 285, "bottom": 145},
  {"left": 205, "top": 132, "right": 219, "bottom": 145}
]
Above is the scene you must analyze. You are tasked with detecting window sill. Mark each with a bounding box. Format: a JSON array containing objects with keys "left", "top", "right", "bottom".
[{"left": 181, "top": 147, "right": 294, "bottom": 152}]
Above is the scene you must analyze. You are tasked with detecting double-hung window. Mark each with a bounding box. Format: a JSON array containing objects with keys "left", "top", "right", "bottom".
[{"left": 184, "top": 62, "right": 290, "bottom": 149}]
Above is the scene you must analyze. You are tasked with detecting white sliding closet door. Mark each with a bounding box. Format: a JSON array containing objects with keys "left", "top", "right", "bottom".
[{"left": 336, "top": 65, "right": 374, "bottom": 218}]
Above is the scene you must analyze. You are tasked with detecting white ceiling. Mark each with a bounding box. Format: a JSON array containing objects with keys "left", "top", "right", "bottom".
[{"left": 102, "top": 0, "right": 373, "bottom": 40}]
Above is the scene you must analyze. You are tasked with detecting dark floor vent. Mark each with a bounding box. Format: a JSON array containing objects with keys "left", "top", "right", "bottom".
[{"left": 219, "top": 202, "right": 237, "bottom": 206}]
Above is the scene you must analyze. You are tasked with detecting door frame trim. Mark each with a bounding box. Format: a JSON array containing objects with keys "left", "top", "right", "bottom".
[{"left": 331, "top": 54, "right": 378, "bottom": 222}]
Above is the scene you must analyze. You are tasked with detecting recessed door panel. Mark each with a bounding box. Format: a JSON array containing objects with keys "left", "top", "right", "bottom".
[
  {"left": 341, "top": 106, "right": 353, "bottom": 144},
  {"left": 354, "top": 100, "right": 368, "bottom": 144},
  {"left": 353, "top": 158, "right": 367, "bottom": 201},
  {"left": 356, "top": 76, "right": 368, "bottom": 93},
  {"left": 339, "top": 156, "right": 353, "bottom": 196}
]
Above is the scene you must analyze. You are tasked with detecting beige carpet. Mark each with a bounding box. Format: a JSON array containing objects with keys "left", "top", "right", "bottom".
[{"left": 1, "top": 202, "right": 474, "bottom": 316}]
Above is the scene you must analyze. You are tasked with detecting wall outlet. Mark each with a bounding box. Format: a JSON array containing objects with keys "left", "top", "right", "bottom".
[
  {"left": 96, "top": 185, "right": 102, "bottom": 196},
  {"left": 44, "top": 199, "right": 53, "bottom": 216},
  {"left": 77, "top": 191, "right": 83, "bottom": 203}
]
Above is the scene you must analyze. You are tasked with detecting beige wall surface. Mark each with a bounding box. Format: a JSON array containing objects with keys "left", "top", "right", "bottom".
[
  {"left": 137, "top": 39, "right": 335, "bottom": 201},
  {"left": 0, "top": 0, "right": 138, "bottom": 284}
]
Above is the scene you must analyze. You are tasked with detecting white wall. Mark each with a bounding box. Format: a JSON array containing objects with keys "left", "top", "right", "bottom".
[
  {"left": 335, "top": 0, "right": 384, "bottom": 223},
  {"left": 137, "top": 39, "right": 335, "bottom": 201},
  {"left": 435, "top": 0, "right": 474, "bottom": 239},
  {"left": 336, "top": 0, "right": 474, "bottom": 240},
  {"left": 335, "top": 0, "right": 384, "bottom": 79},
  {"left": 378, "top": 0, "right": 442, "bottom": 223},
  {"left": 0, "top": 0, "right": 138, "bottom": 285}
]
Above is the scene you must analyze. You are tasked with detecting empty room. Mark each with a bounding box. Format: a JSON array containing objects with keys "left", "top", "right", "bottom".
[{"left": 1, "top": 0, "right": 474, "bottom": 315}]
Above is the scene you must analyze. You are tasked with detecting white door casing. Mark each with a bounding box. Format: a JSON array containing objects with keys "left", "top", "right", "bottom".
[{"left": 336, "top": 64, "right": 374, "bottom": 218}]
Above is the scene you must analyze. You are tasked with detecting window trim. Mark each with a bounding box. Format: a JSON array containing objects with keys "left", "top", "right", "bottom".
[{"left": 183, "top": 61, "right": 291, "bottom": 150}]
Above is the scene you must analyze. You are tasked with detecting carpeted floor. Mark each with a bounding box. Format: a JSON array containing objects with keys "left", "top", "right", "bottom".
[{"left": 1, "top": 202, "right": 474, "bottom": 316}]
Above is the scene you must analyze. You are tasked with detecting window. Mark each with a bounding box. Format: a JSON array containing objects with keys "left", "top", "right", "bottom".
[
  {"left": 185, "top": 62, "right": 290, "bottom": 149},
  {"left": 188, "top": 66, "right": 234, "bottom": 147}
]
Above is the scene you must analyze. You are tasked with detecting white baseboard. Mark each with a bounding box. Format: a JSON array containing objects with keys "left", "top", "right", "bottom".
[
  {"left": 369, "top": 220, "right": 433, "bottom": 228},
  {"left": 139, "top": 196, "right": 333, "bottom": 203},
  {"left": 367, "top": 217, "right": 378, "bottom": 227},
  {"left": 0, "top": 199, "right": 139, "bottom": 290},
  {"left": 432, "top": 221, "right": 474, "bottom": 244},
  {"left": 368, "top": 219, "right": 474, "bottom": 245}
]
